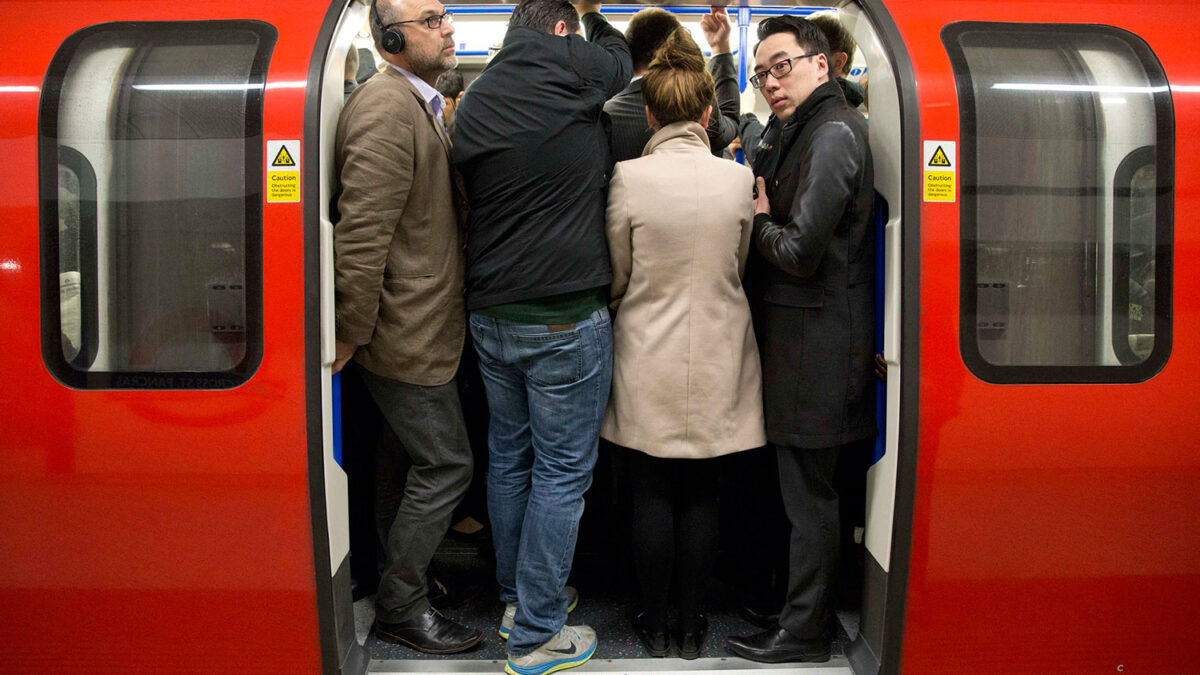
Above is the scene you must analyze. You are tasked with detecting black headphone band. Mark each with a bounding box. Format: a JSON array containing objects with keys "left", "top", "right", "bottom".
[{"left": 371, "top": 0, "right": 406, "bottom": 54}]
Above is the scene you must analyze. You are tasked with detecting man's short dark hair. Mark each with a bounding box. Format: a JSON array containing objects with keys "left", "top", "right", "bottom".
[
  {"left": 754, "top": 15, "right": 830, "bottom": 66},
  {"left": 435, "top": 68, "right": 464, "bottom": 99},
  {"left": 808, "top": 13, "right": 856, "bottom": 77},
  {"left": 625, "top": 8, "right": 680, "bottom": 73},
  {"left": 509, "top": 0, "right": 580, "bottom": 35}
]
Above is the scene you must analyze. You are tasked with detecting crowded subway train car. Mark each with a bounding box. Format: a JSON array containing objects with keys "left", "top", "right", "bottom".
[{"left": 0, "top": 0, "right": 1196, "bottom": 673}]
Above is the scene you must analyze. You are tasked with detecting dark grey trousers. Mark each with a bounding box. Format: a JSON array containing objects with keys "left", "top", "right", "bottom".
[
  {"left": 358, "top": 366, "right": 474, "bottom": 622},
  {"left": 776, "top": 444, "right": 842, "bottom": 640}
]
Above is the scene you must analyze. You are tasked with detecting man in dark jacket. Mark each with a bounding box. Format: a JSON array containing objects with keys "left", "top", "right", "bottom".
[
  {"left": 604, "top": 5, "right": 739, "bottom": 162},
  {"left": 451, "top": 1, "right": 630, "bottom": 673},
  {"left": 726, "top": 16, "right": 875, "bottom": 664}
]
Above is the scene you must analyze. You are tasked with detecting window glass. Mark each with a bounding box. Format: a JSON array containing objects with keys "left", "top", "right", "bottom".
[
  {"left": 40, "top": 22, "right": 276, "bottom": 388},
  {"left": 945, "top": 23, "right": 1172, "bottom": 383}
]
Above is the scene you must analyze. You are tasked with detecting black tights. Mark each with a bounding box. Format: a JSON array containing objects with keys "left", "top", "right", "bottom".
[{"left": 628, "top": 449, "right": 719, "bottom": 633}]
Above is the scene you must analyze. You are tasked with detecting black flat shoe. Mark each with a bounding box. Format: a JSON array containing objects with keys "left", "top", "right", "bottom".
[
  {"left": 632, "top": 612, "right": 669, "bottom": 657},
  {"left": 376, "top": 607, "right": 484, "bottom": 654},
  {"left": 678, "top": 615, "right": 708, "bottom": 660},
  {"left": 726, "top": 626, "right": 830, "bottom": 663}
]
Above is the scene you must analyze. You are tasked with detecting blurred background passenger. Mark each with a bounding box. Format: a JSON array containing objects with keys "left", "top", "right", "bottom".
[
  {"left": 808, "top": 12, "right": 864, "bottom": 108},
  {"left": 602, "top": 28, "right": 765, "bottom": 660},
  {"left": 344, "top": 46, "right": 360, "bottom": 101},
  {"left": 605, "top": 5, "right": 739, "bottom": 163},
  {"left": 434, "top": 68, "right": 465, "bottom": 134},
  {"left": 356, "top": 46, "right": 377, "bottom": 83}
]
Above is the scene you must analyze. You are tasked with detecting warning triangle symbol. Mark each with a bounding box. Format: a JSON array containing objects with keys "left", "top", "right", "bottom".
[
  {"left": 272, "top": 145, "right": 296, "bottom": 167},
  {"left": 928, "top": 145, "right": 951, "bottom": 168}
]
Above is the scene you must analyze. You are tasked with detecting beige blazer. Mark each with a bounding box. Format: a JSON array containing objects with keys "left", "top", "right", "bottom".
[
  {"left": 602, "top": 122, "right": 765, "bottom": 458},
  {"left": 334, "top": 67, "right": 466, "bottom": 385}
]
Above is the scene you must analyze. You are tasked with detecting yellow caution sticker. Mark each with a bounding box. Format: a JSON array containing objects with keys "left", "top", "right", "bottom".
[
  {"left": 267, "top": 140, "right": 300, "bottom": 203},
  {"left": 923, "top": 140, "right": 955, "bottom": 202}
]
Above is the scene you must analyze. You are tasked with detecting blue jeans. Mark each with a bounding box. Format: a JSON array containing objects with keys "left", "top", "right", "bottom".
[{"left": 469, "top": 308, "right": 613, "bottom": 656}]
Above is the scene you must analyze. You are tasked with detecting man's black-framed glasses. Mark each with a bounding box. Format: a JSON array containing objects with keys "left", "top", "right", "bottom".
[
  {"left": 385, "top": 11, "right": 453, "bottom": 31},
  {"left": 749, "top": 52, "right": 820, "bottom": 89}
]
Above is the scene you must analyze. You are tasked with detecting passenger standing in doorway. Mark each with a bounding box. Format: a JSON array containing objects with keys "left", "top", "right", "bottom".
[
  {"left": 726, "top": 16, "right": 876, "bottom": 663},
  {"left": 332, "top": 0, "right": 482, "bottom": 654},
  {"left": 604, "top": 6, "right": 740, "bottom": 163},
  {"left": 602, "top": 28, "right": 765, "bottom": 660},
  {"left": 451, "top": 1, "right": 630, "bottom": 673}
]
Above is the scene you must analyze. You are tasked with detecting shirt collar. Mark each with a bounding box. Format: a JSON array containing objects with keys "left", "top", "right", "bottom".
[{"left": 390, "top": 64, "right": 446, "bottom": 120}]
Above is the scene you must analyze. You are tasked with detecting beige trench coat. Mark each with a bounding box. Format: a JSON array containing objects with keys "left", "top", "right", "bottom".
[{"left": 602, "top": 121, "right": 766, "bottom": 458}]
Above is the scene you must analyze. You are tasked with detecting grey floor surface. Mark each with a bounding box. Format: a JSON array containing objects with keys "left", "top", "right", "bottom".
[{"left": 356, "top": 538, "right": 860, "bottom": 664}]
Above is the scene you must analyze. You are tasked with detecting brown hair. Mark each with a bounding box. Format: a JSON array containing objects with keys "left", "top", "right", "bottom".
[
  {"left": 641, "top": 29, "right": 714, "bottom": 128},
  {"left": 808, "top": 13, "right": 856, "bottom": 77},
  {"left": 625, "top": 8, "right": 681, "bottom": 73}
]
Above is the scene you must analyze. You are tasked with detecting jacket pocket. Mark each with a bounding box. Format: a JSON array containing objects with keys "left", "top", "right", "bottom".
[{"left": 763, "top": 282, "right": 824, "bottom": 308}]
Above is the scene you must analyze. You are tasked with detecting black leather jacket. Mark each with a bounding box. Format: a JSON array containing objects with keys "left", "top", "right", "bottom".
[{"left": 748, "top": 79, "right": 876, "bottom": 448}]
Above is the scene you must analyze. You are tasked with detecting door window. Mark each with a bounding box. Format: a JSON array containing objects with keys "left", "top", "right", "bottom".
[
  {"left": 40, "top": 22, "right": 276, "bottom": 388},
  {"left": 944, "top": 23, "right": 1172, "bottom": 383}
]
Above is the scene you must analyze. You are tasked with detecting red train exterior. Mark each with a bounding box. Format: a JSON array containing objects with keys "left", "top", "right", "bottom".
[{"left": 0, "top": 1, "right": 1195, "bottom": 673}]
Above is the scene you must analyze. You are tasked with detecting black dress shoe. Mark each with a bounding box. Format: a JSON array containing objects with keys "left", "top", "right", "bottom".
[
  {"left": 738, "top": 603, "right": 781, "bottom": 629},
  {"left": 678, "top": 615, "right": 708, "bottom": 660},
  {"left": 632, "top": 612, "right": 669, "bottom": 657},
  {"left": 727, "top": 626, "right": 830, "bottom": 663},
  {"left": 376, "top": 607, "right": 484, "bottom": 654}
]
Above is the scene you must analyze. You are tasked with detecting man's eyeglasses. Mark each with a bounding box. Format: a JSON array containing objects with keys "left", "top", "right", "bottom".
[
  {"left": 384, "top": 11, "right": 453, "bottom": 31},
  {"left": 749, "top": 52, "right": 820, "bottom": 89}
]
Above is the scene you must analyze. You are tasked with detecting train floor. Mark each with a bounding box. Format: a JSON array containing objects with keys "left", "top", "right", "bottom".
[{"left": 354, "top": 536, "right": 861, "bottom": 663}]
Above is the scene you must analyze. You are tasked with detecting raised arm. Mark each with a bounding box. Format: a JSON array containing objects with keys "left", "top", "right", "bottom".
[
  {"left": 578, "top": 5, "right": 633, "bottom": 99},
  {"left": 701, "top": 7, "right": 740, "bottom": 154}
]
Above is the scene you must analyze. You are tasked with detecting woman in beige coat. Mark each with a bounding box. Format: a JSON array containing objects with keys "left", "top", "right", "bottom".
[{"left": 602, "top": 29, "right": 765, "bottom": 659}]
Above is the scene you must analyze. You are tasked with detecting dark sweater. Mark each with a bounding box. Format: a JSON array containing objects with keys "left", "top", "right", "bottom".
[{"left": 452, "top": 14, "right": 632, "bottom": 312}]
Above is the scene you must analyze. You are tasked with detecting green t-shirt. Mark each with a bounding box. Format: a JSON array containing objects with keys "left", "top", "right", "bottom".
[{"left": 477, "top": 286, "right": 608, "bottom": 325}]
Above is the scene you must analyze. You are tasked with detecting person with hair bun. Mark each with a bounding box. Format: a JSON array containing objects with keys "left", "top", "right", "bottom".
[{"left": 602, "top": 28, "right": 765, "bottom": 660}]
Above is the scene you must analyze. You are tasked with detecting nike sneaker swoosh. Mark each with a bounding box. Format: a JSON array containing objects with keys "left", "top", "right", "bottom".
[{"left": 547, "top": 642, "right": 578, "bottom": 655}]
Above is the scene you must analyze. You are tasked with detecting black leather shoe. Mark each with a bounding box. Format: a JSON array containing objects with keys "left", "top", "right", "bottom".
[
  {"left": 738, "top": 604, "right": 781, "bottom": 629},
  {"left": 376, "top": 607, "right": 484, "bottom": 654},
  {"left": 678, "top": 615, "right": 708, "bottom": 660},
  {"left": 727, "top": 626, "right": 830, "bottom": 663},
  {"left": 632, "top": 612, "right": 669, "bottom": 657}
]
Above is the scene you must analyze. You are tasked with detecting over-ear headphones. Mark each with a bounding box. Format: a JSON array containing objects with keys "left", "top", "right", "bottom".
[{"left": 371, "top": 0, "right": 406, "bottom": 54}]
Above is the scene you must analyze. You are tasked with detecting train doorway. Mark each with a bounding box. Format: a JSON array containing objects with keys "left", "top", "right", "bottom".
[{"left": 311, "top": 2, "right": 916, "bottom": 674}]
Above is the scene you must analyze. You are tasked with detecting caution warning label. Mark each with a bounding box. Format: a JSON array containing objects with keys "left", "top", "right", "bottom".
[
  {"left": 271, "top": 145, "right": 297, "bottom": 167},
  {"left": 267, "top": 140, "right": 300, "bottom": 203},
  {"left": 923, "top": 140, "right": 955, "bottom": 202}
]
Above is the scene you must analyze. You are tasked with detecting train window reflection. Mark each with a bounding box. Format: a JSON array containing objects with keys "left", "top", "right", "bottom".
[
  {"left": 39, "top": 22, "right": 276, "bottom": 389},
  {"left": 945, "top": 23, "right": 1173, "bottom": 383}
]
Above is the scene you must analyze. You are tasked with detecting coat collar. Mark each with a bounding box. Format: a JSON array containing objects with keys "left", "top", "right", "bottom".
[
  {"left": 642, "top": 121, "right": 711, "bottom": 156},
  {"left": 385, "top": 67, "right": 454, "bottom": 159},
  {"left": 783, "top": 78, "right": 846, "bottom": 131}
]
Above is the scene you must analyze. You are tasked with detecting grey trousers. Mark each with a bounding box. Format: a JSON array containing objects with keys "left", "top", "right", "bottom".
[
  {"left": 358, "top": 365, "right": 474, "bottom": 622},
  {"left": 776, "top": 444, "right": 842, "bottom": 640}
]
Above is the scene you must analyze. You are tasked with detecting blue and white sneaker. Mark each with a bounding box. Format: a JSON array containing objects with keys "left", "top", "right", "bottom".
[
  {"left": 499, "top": 586, "right": 579, "bottom": 640},
  {"left": 505, "top": 624, "right": 597, "bottom": 675}
]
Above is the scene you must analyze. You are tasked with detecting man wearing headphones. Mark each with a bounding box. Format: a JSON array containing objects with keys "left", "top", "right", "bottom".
[{"left": 332, "top": 0, "right": 482, "bottom": 654}]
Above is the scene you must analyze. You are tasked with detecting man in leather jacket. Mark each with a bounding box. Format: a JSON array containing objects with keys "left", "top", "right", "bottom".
[{"left": 727, "top": 16, "right": 876, "bottom": 664}]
